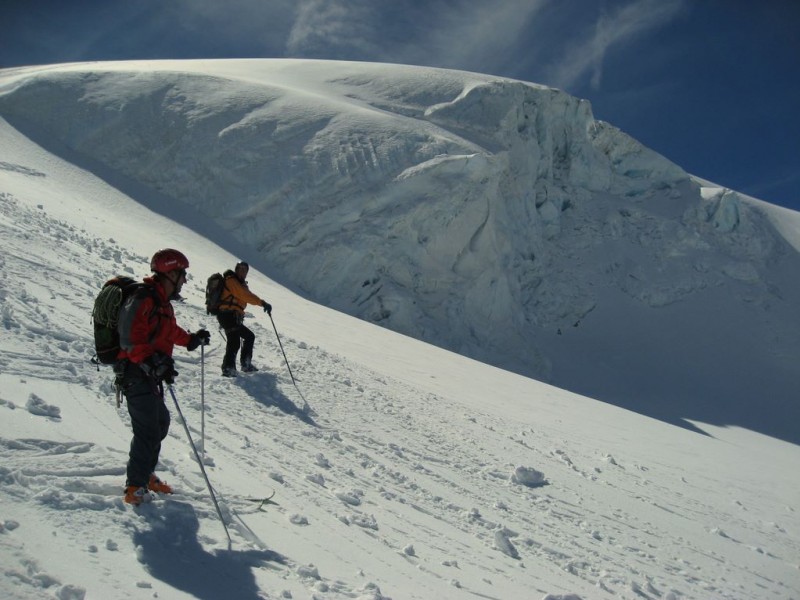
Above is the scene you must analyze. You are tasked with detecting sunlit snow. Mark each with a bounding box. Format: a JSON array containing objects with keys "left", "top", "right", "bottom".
[{"left": 1, "top": 59, "right": 799, "bottom": 600}]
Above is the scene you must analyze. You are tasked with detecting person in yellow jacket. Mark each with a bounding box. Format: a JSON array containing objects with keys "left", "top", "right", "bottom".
[{"left": 217, "top": 261, "right": 272, "bottom": 377}]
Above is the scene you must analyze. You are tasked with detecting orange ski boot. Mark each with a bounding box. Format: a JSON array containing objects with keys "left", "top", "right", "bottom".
[
  {"left": 124, "top": 485, "right": 155, "bottom": 506},
  {"left": 148, "top": 473, "right": 173, "bottom": 495}
]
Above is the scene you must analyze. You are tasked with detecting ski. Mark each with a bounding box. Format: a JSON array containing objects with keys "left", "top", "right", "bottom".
[{"left": 242, "top": 490, "right": 277, "bottom": 510}]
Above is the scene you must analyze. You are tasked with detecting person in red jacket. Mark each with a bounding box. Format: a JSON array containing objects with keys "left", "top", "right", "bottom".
[
  {"left": 216, "top": 261, "right": 272, "bottom": 377},
  {"left": 116, "top": 248, "right": 210, "bottom": 506}
]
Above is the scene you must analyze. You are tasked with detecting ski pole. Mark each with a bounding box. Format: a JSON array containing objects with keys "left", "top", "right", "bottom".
[
  {"left": 167, "top": 385, "right": 232, "bottom": 550},
  {"left": 269, "top": 313, "right": 311, "bottom": 413},
  {"left": 200, "top": 343, "right": 205, "bottom": 464}
]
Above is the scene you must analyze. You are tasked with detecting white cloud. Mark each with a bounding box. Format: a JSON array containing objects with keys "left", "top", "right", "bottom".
[
  {"left": 399, "top": 0, "right": 551, "bottom": 72},
  {"left": 285, "top": 0, "right": 550, "bottom": 73},
  {"left": 286, "top": 0, "right": 383, "bottom": 59},
  {"left": 547, "top": 0, "right": 686, "bottom": 92},
  {"left": 281, "top": 0, "right": 688, "bottom": 95}
]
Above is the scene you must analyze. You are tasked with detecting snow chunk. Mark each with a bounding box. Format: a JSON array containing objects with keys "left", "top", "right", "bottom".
[
  {"left": 4, "top": 520, "right": 20, "bottom": 531},
  {"left": 335, "top": 489, "right": 364, "bottom": 506},
  {"left": 494, "top": 528, "right": 520, "bottom": 560},
  {"left": 26, "top": 393, "right": 61, "bottom": 418},
  {"left": 289, "top": 514, "right": 309, "bottom": 526},
  {"left": 356, "top": 581, "right": 390, "bottom": 600},
  {"left": 306, "top": 473, "right": 325, "bottom": 486},
  {"left": 296, "top": 564, "right": 320, "bottom": 580},
  {"left": 351, "top": 514, "right": 379, "bottom": 530},
  {"left": 56, "top": 585, "right": 86, "bottom": 600},
  {"left": 511, "top": 466, "right": 547, "bottom": 487}
]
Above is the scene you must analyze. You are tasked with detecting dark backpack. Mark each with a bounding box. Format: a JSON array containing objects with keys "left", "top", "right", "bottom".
[
  {"left": 205, "top": 273, "right": 228, "bottom": 315},
  {"left": 91, "top": 276, "right": 143, "bottom": 365}
]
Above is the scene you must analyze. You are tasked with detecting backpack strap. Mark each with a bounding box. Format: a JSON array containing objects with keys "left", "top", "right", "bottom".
[
  {"left": 220, "top": 274, "right": 244, "bottom": 311},
  {"left": 118, "top": 283, "right": 163, "bottom": 352}
]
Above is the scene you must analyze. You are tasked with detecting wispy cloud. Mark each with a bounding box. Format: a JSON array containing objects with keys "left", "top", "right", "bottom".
[
  {"left": 286, "top": 0, "right": 384, "bottom": 60},
  {"left": 283, "top": 0, "right": 688, "bottom": 93},
  {"left": 0, "top": 0, "right": 687, "bottom": 89},
  {"left": 285, "top": 0, "right": 550, "bottom": 74},
  {"left": 547, "top": 0, "right": 687, "bottom": 92},
  {"left": 397, "top": 0, "right": 551, "bottom": 73}
]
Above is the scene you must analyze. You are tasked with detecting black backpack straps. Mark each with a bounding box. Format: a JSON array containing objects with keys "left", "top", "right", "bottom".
[
  {"left": 220, "top": 274, "right": 244, "bottom": 311},
  {"left": 118, "top": 283, "right": 162, "bottom": 351}
]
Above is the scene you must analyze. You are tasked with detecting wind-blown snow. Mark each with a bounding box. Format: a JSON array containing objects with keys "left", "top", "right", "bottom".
[{"left": 1, "top": 60, "right": 799, "bottom": 599}]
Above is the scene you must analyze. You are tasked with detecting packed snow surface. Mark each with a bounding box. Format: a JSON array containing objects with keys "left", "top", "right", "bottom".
[{"left": 1, "top": 60, "right": 799, "bottom": 599}]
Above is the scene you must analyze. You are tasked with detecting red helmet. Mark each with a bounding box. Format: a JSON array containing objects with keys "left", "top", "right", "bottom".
[{"left": 150, "top": 248, "right": 189, "bottom": 273}]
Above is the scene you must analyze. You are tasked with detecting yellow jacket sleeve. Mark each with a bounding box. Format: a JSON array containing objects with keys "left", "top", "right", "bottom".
[{"left": 221, "top": 276, "right": 264, "bottom": 312}]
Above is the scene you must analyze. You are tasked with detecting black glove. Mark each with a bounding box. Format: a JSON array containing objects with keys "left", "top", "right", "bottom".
[
  {"left": 187, "top": 328, "right": 211, "bottom": 351},
  {"left": 143, "top": 353, "right": 178, "bottom": 384},
  {"left": 262, "top": 301, "right": 272, "bottom": 315}
]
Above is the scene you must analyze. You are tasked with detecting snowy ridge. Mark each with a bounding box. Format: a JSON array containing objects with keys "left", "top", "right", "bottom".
[
  {"left": 1, "top": 97, "right": 800, "bottom": 599},
  {"left": 2, "top": 60, "right": 798, "bottom": 446},
  {"left": 2, "top": 60, "right": 799, "bottom": 445}
]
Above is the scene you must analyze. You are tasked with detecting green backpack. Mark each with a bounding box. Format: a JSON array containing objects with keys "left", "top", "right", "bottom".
[{"left": 91, "top": 276, "right": 142, "bottom": 365}]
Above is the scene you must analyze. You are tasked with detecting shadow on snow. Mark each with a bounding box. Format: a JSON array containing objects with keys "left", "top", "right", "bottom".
[
  {"left": 130, "top": 500, "right": 286, "bottom": 600},
  {"left": 232, "top": 371, "right": 317, "bottom": 427}
]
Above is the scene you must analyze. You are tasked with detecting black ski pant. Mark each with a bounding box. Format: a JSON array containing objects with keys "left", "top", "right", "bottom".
[
  {"left": 122, "top": 363, "right": 170, "bottom": 488},
  {"left": 218, "top": 311, "right": 255, "bottom": 369}
]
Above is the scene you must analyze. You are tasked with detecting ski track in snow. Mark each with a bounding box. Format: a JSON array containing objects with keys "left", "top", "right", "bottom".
[{"left": 1, "top": 129, "right": 799, "bottom": 599}]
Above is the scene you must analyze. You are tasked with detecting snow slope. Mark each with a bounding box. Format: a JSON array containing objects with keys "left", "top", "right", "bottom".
[
  {"left": 1, "top": 59, "right": 798, "bottom": 445},
  {"left": 2, "top": 78, "right": 800, "bottom": 599}
]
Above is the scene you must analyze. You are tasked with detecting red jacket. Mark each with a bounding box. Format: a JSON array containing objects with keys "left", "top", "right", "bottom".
[{"left": 117, "top": 277, "right": 192, "bottom": 364}]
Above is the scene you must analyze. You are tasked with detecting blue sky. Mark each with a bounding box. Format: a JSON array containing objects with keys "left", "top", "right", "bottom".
[{"left": 3, "top": 0, "right": 798, "bottom": 211}]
